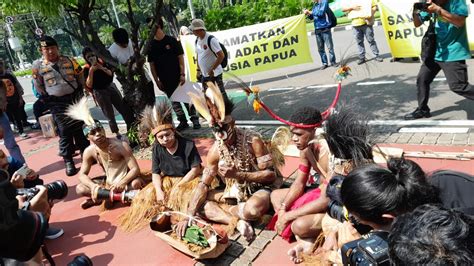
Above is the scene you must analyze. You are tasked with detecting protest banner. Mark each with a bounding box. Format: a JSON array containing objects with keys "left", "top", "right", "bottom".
[
  {"left": 379, "top": 0, "right": 474, "bottom": 59},
  {"left": 181, "top": 15, "right": 312, "bottom": 82}
]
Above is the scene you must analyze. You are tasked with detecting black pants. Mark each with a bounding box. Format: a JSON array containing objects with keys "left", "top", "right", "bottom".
[
  {"left": 94, "top": 84, "right": 135, "bottom": 133},
  {"left": 202, "top": 74, "right": 229, "bottom": 101},
  {"left": 6, "top": 99, "right": 24, "bottom": 134},
  {"left": 33, "top": 99, "right": 50, "bottom": 122},
  {"left": 172, "top": 102, "right": 199, "bottom": 124},
  {"left": 45, "top": 94, "right": 90, "bottom": 160},
  {"left": 416, "top": 60, "right": 474, "bottom": 111}
]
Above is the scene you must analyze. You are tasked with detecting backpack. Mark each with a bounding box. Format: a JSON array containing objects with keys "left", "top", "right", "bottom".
[
  {"left": 196, "top": 35, "right": 228, "bottom": 68},
  {"left": 327, "top": 7, "right": 337, "bottom": 28}
]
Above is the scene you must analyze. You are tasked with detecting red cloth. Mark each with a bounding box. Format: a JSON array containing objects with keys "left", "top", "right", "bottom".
[{"left": 267, "top": 188, "right": 322, "bottom": 242}]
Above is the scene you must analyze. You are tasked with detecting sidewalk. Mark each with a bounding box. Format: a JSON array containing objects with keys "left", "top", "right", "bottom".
[{"left": 10, "top": 125, "right": 474, "bottom": 265}]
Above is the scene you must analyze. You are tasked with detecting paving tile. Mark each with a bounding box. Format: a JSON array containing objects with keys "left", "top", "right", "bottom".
[
  {"left": 408, "top": 133, "right": 425, "bottom": 144},
  {"left": 469, "top": 133, "right": 474, "bottom": 145},
  {"left": 225, "top": 242, "right": 246, "bottom": 258},
  {"left": 250, "top": 236, "right": 271, "bottom": 251},
  {"left": 230, "top": 259, "right": 251, "bottom": 266},
  {"left": 237, "top": 235, "right": 253, "bottom": 246},
  {"left": 239, "top": 246, "right": 261, "bottom": 262},
  {"left": 422, "top": 133, "right": 440, "bottom": 145},
  {"left": 385, "top": 133, "right": 402, "bottom": 143},
  {"left": 437, "top": 134, "right": 454, "bottom": 145},
  {"left": 395, "top": 133, "right": 413, "bottom": 144},
  {"left": 229, "top": 232, "right": 241, "bottom": 241},
  {"left": 453, "top": 134, "right": 469, "bottom": 145},
  {"left": 258, "top": 229, "right": 277, "bottom": 240}
]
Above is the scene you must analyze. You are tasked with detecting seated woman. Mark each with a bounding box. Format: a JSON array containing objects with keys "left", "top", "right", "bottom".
[{"left": 119, "top": 101, "right": 204, "bottom": 232}]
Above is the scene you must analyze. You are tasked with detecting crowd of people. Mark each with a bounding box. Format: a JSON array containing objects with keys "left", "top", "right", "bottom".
[{"left": 1, "top": 0, "right": 474, "bottom": 264}]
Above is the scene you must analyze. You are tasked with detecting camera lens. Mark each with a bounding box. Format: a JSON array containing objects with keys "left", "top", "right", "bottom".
[
  {"left": 327, "top": 200, "right": 348, "bottom": 223},
  {"left": 67, "top": 255, "right": 93, "bottom": 266},
  {"left": 46, "top": 180, "right": 68, "bottom": 200}
]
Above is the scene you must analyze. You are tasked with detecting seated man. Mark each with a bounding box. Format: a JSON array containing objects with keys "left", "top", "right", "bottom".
[
  {"left": 270, "top": 107, "right": 374, "bottom": 263},
  {"left": 175, "top": 83, "right": 277, "bottom": 241},
  {"left": 268, "top": 107, "right": 331, "bottom": 258},
  {"left": 69, "top": 98, "right": 145, "bottom": 209},
  {"left": 389, "top": 204, "right": 474, "bottom": 265}
]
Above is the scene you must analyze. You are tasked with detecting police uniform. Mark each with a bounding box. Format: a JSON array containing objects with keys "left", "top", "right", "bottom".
[{"left": 32, "top": 36, "right": 89, "bottom": 175}]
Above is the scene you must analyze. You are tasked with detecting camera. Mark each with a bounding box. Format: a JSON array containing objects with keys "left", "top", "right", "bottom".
[
  {"left": 341, "top": 232, "right": 390, "bottom": 266},
  {"left": 96, "top": 188, "right": 138, "bottom": 203},
  {"left": 67, "top": 255, "right": 93, "bottom": 266},
  {"left": 326, "top": 175, "right": 372, "bottom": 235},
  {"left": 16, "top": 180, "right": 68, "bottom": 201},
  {"left": 414, "top": 0, "right": 431, "bottom": 11}
]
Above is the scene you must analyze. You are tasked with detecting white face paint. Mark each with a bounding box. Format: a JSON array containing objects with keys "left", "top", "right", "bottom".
[{"left": 214, "top": 130, "right": 228, "bottom": 141}]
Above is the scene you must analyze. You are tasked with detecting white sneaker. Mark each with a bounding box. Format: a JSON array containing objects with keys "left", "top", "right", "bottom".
[{"left": 19, "top": 133, "right": 30, "bottom": 139}]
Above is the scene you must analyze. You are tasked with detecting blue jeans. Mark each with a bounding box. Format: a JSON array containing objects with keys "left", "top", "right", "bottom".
[
  {"left": 353, "top": 24, "right": 380, "bottom": 59},
  {"left": 0, "top": 113, "right": 25, "bottom": 164},
  {"left": 315, "top": 29, "right": 336, "bottom": 66}
]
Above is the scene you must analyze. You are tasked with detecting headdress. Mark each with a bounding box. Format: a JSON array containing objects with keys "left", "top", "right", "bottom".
[
  {"left": 66, "top": 97, "right": 103, "bottom": 136},
  {"left": 188, "top": 82, "right": 227, "bottom": 129},
  {"left": 140, "top": 100, "right": 174, "bottom": 136}
]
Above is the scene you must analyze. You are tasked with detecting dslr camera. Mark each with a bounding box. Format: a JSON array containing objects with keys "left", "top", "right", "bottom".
[
  {"left": 325, "top": 175, "right": 372, "bottom": 235},
  {"left": 341, "top": 232, "right": 390, "bottom": 266},
  {"left": 16, "top": 180, "right": 68, "bottom": 201}
]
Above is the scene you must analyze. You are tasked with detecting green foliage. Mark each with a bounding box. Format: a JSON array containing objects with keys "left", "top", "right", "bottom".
[
  {"left": 148, "top": 132, "right": 155, "bottom": 146},
  {"left": 13, "top": 69, "right": 33, "bottom": 77},
  {"left": 202, "top": 0, "right": 313, "bottom": 31},
  {"left": 182, "top": 225, "right": 209, "bottom": 247},
  {"left": 127, "top": 124, "right": 140, "bottom": 144}
]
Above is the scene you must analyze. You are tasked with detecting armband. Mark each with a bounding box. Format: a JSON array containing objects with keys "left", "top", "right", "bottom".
[{"left": 298, "top": 164, "right": 310, "bottom": 175}]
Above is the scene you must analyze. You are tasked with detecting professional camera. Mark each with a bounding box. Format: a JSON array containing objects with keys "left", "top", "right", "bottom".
[
  {"left": 414, "top": 0, "right": 430, "bottom": 11},
  {"left": 326, "top": 175, "right": 372, "bottom": 235},
  {"left": 67, "top": 255, "right": 93, "bottom": 266},
  {"left": 341, "top": 231, "right": 390, "bottom": 266},
  {"left": 96, "top": 188, "right": 139, "bottom": 203},
  {"left": 16, "top": 180, "right": 68, "bottom": 201}
]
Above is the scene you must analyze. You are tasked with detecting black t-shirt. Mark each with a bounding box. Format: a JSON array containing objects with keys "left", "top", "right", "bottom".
[
  {"left": 147, "top": 35, "right": 184, "bottom": 94},
  {"left": 152, "top": 135, "right": 202, "bottom": 177},
  {"left": 90, "top": 69, "right": 113, "bottom": 90}
]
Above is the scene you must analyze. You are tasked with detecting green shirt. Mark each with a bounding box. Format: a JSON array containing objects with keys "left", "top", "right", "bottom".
[{"left": 421, "top": 0, "right": 470, "bottom": 62}]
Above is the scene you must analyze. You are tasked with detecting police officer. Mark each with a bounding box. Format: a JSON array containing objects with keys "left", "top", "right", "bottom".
[{"left": 32, "top": 36, "right": 90, "bottom": 176}]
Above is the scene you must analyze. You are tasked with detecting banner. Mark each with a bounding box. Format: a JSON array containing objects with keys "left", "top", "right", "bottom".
[
  {"left": 379, "top": 0, "right": 474, "bottom": 58},
  {"left": 181, "top": 15, "right": 313, "bottom": 82}
]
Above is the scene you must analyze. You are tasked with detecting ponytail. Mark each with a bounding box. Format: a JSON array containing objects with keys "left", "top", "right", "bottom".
[{"left": 341, "top": 158, "right": 439, "bottom": 226}]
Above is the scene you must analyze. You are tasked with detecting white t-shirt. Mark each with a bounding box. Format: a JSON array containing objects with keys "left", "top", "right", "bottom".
[
  {"left": 108, "top": 39, "right": 134, "bottom": 65},
  {"left": 196, "top": 33, "right": 223, "bottom": 77}
]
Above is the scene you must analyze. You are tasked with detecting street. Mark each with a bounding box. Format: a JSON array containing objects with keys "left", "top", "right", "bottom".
[{"left": 18, "top": 25, "right": 474, "bottom": 125}]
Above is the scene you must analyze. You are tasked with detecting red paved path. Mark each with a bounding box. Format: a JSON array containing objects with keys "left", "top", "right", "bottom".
[{"left": 7, "top": 132, "right": 473, "bottom": 265}]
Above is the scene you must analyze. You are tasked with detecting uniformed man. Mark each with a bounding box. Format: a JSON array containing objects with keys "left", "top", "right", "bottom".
[{"left": 32, "top": 36, "right": 90, "bottom": 176}]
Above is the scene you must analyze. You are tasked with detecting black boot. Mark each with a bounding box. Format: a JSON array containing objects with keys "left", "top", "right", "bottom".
[
  {"left": 404, "top": 108, "right": 431, "bottom": 120},
  {"left": 64, "top": 159, "right": 78, "bottom": 176}
]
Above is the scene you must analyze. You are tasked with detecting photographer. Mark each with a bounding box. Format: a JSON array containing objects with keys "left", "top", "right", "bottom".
[
  {"left": 405, "top": 0, "right": 474, "bottom": 120},
  {"left": 0, "top": 148, "right": 64, "bottom": 240},
  {"left": 0, "top": 169, "right": 49, "bottom": 264},
  {"left": 389, "top": 204, "right": 474, "bottom": 265}
]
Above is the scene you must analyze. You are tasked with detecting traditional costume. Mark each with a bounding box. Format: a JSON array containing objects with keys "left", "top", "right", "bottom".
[{"left": 119, "top": 101, "right": 206, "bottom": 232}]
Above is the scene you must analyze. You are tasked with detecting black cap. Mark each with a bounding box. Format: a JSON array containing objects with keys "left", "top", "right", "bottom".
[{"left": 39, "top": 35, "right": 58, "bottom": 48}]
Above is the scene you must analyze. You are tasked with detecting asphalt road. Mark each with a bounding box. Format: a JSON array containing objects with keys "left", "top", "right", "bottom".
[{"left": 18, "top": 25, "right": 474, "bottom": 124}]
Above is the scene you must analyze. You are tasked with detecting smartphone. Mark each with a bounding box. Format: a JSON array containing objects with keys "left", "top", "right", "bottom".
[{"left": 15, "top": 165, "right": 30, "bottom": 178}]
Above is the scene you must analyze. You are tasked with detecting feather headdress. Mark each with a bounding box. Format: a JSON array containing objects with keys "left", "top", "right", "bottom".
[
  {"left": 188, "top": 82, "right": 226, "bottom": 125},
  {"left": 323, "top": 106, "right": 373, "bottom": 167},
  {"left": 141, "top": 100, "right": 174, "bottom": 136},
  {"left": 66, "top": 97, "right": 103, "bottom": 136}
]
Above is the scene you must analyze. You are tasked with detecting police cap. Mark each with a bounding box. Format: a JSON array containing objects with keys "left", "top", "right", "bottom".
[{"left": 39, "top": 36, "right": 58, "bottom": 48}]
